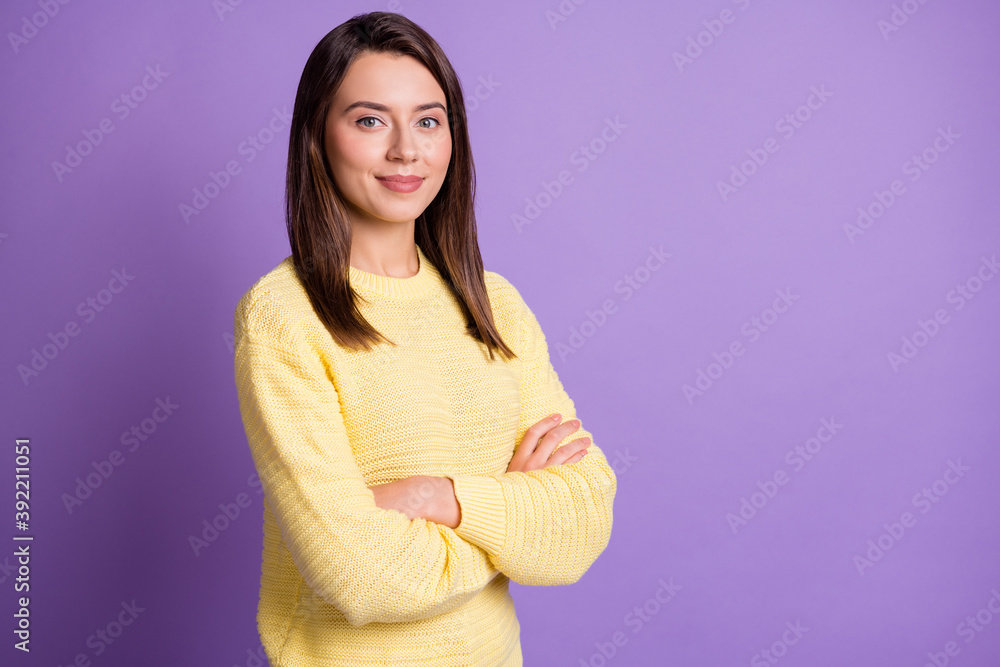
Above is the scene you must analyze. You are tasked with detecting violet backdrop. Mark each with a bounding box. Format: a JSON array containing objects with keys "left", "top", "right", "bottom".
[{"left": 1, "top": 0, "right": 999, "bottom": 665}]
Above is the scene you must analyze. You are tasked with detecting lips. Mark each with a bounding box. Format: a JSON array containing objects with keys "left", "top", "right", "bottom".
[{"left": 376, "top": 175, "right": 423, "bottom": 183}]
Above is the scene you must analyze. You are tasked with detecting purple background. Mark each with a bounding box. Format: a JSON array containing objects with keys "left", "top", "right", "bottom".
[{"left": 2, "top": 0, "right": 999, "bottom": 665}]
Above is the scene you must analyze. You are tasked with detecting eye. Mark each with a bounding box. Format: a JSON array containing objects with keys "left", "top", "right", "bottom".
[
  {"left": 355, "top": 116, "right": 444, "bottom": 130},
  {"left": 356, "top": 116, "right": 384, "bottom": 129}
]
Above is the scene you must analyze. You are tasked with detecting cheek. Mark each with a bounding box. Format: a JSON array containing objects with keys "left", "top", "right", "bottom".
[
  {"left": 331, "top": 135, "right": 366, "bottom": 169},
  {"left": 328, "top": 127, "right": 378, "bottom": 173},
  {"left": 429, "top": 137, "right": 453, "bottom": 173}
]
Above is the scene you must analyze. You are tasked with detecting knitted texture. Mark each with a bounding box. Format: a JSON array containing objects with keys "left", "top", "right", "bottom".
[{"left": 233, "top": 243, "right": 617, "bottom": 666}]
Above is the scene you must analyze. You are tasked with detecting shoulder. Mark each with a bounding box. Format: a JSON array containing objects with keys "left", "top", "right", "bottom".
[
  {"left": 483, "top": 269, "right": 521, "bottom": 306},
  {"left": 483, "top": 269, "right": 533, "bottom": 319},
  {"left": 234, "top": 256, "right": 314, "bottom": 344},
  {"left": 483, "top": 269, "right": 547, "bottom": 356}
]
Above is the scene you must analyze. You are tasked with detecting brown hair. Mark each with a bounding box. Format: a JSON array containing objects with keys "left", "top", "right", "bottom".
[{"left": 285, "top": 11, "right": 516, "bottom": 361}]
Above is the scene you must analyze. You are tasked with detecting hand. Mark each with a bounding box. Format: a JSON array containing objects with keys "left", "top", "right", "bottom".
[
  {"left": 506, "top": 414, "right": 591, "bottom": 473},
  {"left": 368, "top": 475, "right": 461, "bottom": 529}
]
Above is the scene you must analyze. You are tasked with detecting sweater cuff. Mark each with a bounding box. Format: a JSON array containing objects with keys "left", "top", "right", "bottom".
[{"left": 444, "top": 474, "right": 507, "bottom": 554}]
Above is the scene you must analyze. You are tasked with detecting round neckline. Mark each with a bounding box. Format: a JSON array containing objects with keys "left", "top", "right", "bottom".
[{"left": 348, "top": 243, "right": 439, "bottom": 298}]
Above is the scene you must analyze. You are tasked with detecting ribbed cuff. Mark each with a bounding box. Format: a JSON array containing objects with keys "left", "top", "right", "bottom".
[{"left": 444, "top": 474, "right": 507, "bottom": 554}]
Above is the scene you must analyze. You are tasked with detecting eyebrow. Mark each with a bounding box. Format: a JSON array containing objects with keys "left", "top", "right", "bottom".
[{"left": 342, "top": 101, "right": 447, "bottom": 115}]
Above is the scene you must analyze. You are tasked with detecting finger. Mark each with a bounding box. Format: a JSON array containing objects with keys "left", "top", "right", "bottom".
[
  {"left": 509, "top": 414, "right": 563, "bottom": 470},
  {"left": 529, "top": 419, "right": 583, "bottom": 469},
  {"left": 522, "top": 414, "right": 562, "bottom": 450},
  {"left": 544, "top": 437, "right": 591, "bottom": 468}
]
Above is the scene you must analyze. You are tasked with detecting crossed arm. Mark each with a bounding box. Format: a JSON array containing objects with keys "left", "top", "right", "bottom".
[
  {"left": 369, "top": 413, "right": 594, "bottom": 528},
  {"left": 359, "top": 281, "right": 616, "bottom": 588},
  {"left": 234, "top": 280, "right": 616, "bottom": 627}
]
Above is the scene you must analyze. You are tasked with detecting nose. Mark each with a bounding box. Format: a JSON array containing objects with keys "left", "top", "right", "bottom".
[{"left": 387, "top": 125, "right": 420, "bottom": 162}]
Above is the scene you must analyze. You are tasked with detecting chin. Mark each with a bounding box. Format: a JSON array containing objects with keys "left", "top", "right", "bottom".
[
  {"left": 374, "top": 202, "right": 430, "bottom": 221},
  {"left": 372, "top": 210, "right": 425, "bottom": 225}
]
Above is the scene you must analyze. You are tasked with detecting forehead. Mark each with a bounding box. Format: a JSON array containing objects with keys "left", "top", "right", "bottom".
[{"left": 334, "top": 52, "right": 447, "bottom": 107}]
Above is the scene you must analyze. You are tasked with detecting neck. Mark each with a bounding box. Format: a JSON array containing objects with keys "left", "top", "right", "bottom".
[
  {"left": 349, "top": 218, "right": 419, "bottom": 279},
  {"left": 347, "top": 243, "right": 438, "bottom": 299}
]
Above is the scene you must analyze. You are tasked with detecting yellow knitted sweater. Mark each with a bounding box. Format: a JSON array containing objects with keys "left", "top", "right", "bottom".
[{"left": 233, "top": 243, "right": 616, "bottom": 666}]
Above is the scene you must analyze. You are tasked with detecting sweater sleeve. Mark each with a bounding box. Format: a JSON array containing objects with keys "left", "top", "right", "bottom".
[
  {"left": 233, "top": 291, "right": 501, "bottom": 627},
  {"left": 443, "top": 280, "right": 617, "bottom": 586}
]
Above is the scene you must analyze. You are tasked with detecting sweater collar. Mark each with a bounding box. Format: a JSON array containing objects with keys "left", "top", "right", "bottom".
[{"left": 348, "top": 243, "right": 440, "bottom": 298}]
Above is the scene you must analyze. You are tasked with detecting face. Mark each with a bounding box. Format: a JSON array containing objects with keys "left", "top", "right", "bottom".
[{"left": 324, "top": 51, "right": 452, "bottom": 229}]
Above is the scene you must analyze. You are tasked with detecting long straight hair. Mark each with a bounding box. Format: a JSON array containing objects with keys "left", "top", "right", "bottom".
[{"left": 285, "top": 11, "right": 516, "bottom": 361}]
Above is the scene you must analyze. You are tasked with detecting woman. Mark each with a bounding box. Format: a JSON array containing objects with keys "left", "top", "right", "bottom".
[{"left": 233, "top": 11, "right": 616, "bottom": 666}]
